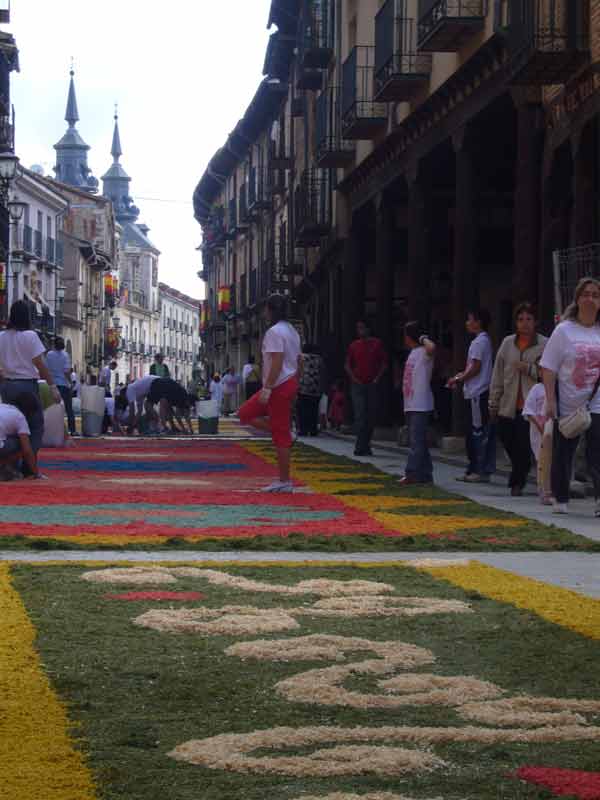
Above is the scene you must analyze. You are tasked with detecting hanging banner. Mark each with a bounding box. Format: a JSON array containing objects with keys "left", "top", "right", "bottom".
[
  {"left": 104, "top": 327, "right": 119, "bottom": 357},
  {"left": 200, "top": 302, "right": 208, "bottom": 333},
  {"left": 217, "top": 286, "right": 231, "bottom": 313},
  {"left": 0, "top": 262, "right": 5, "bottom": 293}
]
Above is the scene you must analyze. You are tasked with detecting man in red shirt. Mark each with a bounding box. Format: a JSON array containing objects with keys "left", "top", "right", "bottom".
[{"left": 345, "top": 320, "right": 388, "bottom": 456}]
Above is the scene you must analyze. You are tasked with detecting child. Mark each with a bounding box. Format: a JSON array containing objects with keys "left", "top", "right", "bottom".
[
  {"left": 523, "top": 380, "right": 553, "bottom": 505},
  {"left": 328, "top": 380, "right": 345, "bottom": 431}
]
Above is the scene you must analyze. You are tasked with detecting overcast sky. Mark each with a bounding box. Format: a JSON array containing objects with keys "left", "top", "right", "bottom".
[{"left": 9, "top": 0, "right": 273, "bottom": 300}]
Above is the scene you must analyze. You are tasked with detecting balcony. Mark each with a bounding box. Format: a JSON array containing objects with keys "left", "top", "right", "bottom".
[
  {"left": 238, "top": 183, "right": 250, "bottom": 229},
  {"left": 507, "top": 0, "right": 589, "bottom": 85},
  {"left": 248, "top": 166, "right": 272, "bottom": 213},
  {"left": 316, "top": 86, "right": 355, "bottom": 168},
  {"left": 295, "top": 169, "right": 331, "bottom": 247},
  {"left": 227, "top": 197, "right": 237, "bottom": 236},
  {"left": 418, "top": 0, "right": 487, "bottom": 52},
  {"left": 297, "top": 0, "right": 333, "bottom": 90},
  {"left": 46, "top": 237, "right": 56, "bottom": 265},
  {"left": 341, "top": 46, "right": 388, "bottom": 140},
  {"left": 34, "top": 230, "right": 43, "bottom": 258},
  {"left": 375, "top": 1, "right": 432, "bottom": 102},
  {"left": 23, "top": 224, "right": 33, "bottom": 255},
  {"left": 203, "top": 206, "right": 226, "bottom": 250}
]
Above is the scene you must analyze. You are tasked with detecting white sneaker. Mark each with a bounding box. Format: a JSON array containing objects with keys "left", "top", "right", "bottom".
[
  {"left": 551, "top": 502, "right": 569, "bottom": 515},
  {"left": 262, "top": 481, "right": 294, "bottom": 493}
]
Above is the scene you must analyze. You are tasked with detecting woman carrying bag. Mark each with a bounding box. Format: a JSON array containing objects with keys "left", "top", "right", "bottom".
[{"left": 541, "top": 278, "right": 600, "bottom": 517}]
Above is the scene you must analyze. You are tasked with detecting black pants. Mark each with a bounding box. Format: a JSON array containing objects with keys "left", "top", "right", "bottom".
[
  {"left": 297, "top": 394, "right": 320, "bottom": 436},
  {"left": 497, "top": 412, "right": 532, "bottom": 490},
  {"left": 58, "top": 385, "right": 76, "bottom": 435},
  {"left": 552, "top": 412, "right": 600, "bottom": 504}
]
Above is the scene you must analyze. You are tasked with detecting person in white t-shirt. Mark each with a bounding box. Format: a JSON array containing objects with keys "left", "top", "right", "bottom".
[
  {"left": 0, "top": 395, "right": 44, "bottom": 480},
  {"left": 399, "top": 322, "right": 436, "bottom": 486},
  {"left": 239, "top": 294, "right": 301, "bottom": 492},
  {"left": 447, "top": 308, "right": 496, "bottom": 483},
  {"left": 541, "top": 277, "right": 600, "bottom": 517},
  {"left": 522, "top": 381, "right": 553, "bottom": 505},
  {"left": 125, "top": 374, "right": 159, "bottom": 434},
  {"left": 222, "top": 367, "right": 241, "bottom": 417},
  {"left": 0, "top": 300, "right": 61, "bottom": 476},
  {"left": 209, "top": 374, "right": 224, "bottom": 415}
]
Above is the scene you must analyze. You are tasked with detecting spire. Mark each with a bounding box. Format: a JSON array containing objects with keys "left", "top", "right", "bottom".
[
  {"left": 111, "top": 104, "right": 122, "bottom": 162},
  {"left": 65, "top": 63, "right": 79, "bottom": 127},
  {"left": 53, "top": 62, "right": 99, "bottom": 193}
]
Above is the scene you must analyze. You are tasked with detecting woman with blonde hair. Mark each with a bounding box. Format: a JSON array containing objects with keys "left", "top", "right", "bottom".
[{"left": 541, "top": 277, "right": 600, "bottom": 516}]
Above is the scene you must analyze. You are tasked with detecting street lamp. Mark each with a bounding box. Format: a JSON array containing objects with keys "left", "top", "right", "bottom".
[
  {"left": 10, "top": 254, "right": 22, "bottom": 304},
  {"left": 0, "top": 152, "right": 20, "bottom": 188}
]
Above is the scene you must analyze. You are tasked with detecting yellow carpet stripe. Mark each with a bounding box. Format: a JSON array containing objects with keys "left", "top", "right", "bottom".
[
  {"left": 0, "top": 565, "right": 97, "bottom": 799},
  {"left": 420, "top": 562, "right": 600, "bottom": 641}
]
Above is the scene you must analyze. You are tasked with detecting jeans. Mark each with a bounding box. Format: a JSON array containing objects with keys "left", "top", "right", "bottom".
[
  {"left": 58, "top": 384, "right": 76, "bottom": 435},
  {"left": 297, "top": 394, "right": 320, "bottom": 436},
  {"left": 465, "top": 392, "right": 496, "bottom": 476},
  {"left": 497, "top": 412, "right": 532, "bottom": 490},
  {"left": 551, "top": 413, "right": 600, "bottom": 504},
  {"left": 223, "top": 393, "right": 236, "bottom": 416},
  {"left": 405, "top": 411, "right": 433, "bottom": 483},
  {"left": 0, "top": 379, "right": 44, "bottom": 476},
  {"left": 351, "top": 382, "right": 378, "bottom": 454}
]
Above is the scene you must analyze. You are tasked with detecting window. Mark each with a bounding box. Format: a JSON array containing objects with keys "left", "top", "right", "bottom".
[
  {"left": 47, "top": 216, "right": 52, "bottom": 237},
  {"left": 37, "top": 211, "right": 43, "bottom": 232}
]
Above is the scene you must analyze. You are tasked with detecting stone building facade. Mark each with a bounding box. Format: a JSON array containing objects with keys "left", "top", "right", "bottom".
[
  {"left": 158, "top": 283, "right": 202, "bottom": 388},
  {"left": 195, "top": 0, "right": 596, "bottom": 431}
]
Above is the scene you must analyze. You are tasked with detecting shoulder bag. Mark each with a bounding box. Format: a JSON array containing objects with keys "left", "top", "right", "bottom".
[{"left": 558, "top": 373, "right": 600, "bottom": 439}]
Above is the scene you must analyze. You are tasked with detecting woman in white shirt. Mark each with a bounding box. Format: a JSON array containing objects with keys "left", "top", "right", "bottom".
[
  {"left": 0, "top": 301, "right": 61, "bottom": 477},
  {"left": 239, "top": 294, "right": 301, "bottom": 492},
  {"left": 541, "top": 277, "right": 600, "bottom": 516}
]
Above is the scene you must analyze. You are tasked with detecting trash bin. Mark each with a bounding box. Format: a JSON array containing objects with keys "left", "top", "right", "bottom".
[
  {"left": 81, "top": 385, "right": 106, "bottom": 437},
  {"left": 196, "top": 400, "right": 219, "bottom": 435}
]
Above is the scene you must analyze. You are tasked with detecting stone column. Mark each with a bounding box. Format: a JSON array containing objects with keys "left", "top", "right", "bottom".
[
  {"left": 451, "top": 126, "right": 479, "bottom": 434},
  {"left": 406, "top": 161, "right": 431, "bottom": 324},
  {"left": 375, "top": 192, "right": 395, "bottom": 425},
  {"left": 512, "top": 88, "right": 544, "bottom": 305}
]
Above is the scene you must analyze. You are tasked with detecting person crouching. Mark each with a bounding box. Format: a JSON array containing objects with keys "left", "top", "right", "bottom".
[{"left": 0, "top": 394, "right": 46, "bottom": 480}]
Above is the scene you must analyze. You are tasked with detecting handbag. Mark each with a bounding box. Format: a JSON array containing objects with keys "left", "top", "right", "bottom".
[{"left": 558, "top": 373, "right": 600, "bottom": 439}]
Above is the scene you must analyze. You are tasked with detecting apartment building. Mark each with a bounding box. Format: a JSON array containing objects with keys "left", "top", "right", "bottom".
[
  {"left": 195, "top": 0, "right": 595, "bottom": 429},
  {"left": 158, "top": 283, "right": 202, "bottom": 388}
]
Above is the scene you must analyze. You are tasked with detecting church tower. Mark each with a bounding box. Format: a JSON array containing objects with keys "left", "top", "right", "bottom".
[
  {"left": 53, "top": 68, "right": 99, "bottom": 192},
  {"left": 101, "top": 110, "right": 140, "bottom": 225}
]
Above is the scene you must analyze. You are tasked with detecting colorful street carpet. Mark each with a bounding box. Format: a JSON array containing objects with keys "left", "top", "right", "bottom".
[
  {"left": 0, "top": 436, "right": 596, "bottom": 551},
  {"left": 2, "top": 560, "right": 600, "bottom": 800}
]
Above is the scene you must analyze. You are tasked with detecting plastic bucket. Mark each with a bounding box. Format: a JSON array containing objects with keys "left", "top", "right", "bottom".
[
  {"left": 198, "top": 417, "right": 218, "bottom": 435},
  {"left": 196, "top": 399, "right": 218, "bottom": 419},
  {"left": 81, "top": 385, "right": 106, "bottom": 437}
]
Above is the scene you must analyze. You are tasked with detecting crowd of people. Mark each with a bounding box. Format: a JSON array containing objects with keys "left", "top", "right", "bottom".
[{"left": 0, "top": 279, "right": 599, "bottom": 515}]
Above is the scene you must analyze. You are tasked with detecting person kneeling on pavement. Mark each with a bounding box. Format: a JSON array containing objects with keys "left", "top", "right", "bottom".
[
  {"left": 146, "top": 378, "right": 194, "bottom": 434},
  {"left": 0, "top": 394, "right": 46, "bottom": 480}
]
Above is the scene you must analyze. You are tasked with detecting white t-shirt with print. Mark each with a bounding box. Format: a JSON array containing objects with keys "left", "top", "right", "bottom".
[
  {"left": 262, "top": 321, "right": 301, "bottom": 389},
  {"left": 0, "top": 402, "right": 30, "bottom": 447},
  {"left": 540, "top": 320, "right": 600, "bottom": 416},
  {"left": 463, "top": 332, "right": 493, "bottom": 400},
  {"left": 522, "top": 383, "right": 547, "bottom": 458},
  {"left": 0, "top": 330, "right": 45, "bottom": 380},
  {"left": 126, "top": 375, "right": 158, "bottom": 405},
  {"left": 402, "top": 346, "right": 434, "bottom": 412}
]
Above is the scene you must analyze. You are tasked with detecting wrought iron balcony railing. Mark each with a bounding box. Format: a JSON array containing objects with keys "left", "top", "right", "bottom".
[
  {"left": 297, "top": 0, "right": 334, "bottom": 90},
  {"left": 375, "top": 0, "right": 432, "bottom": 102},
  {"left": 248, "top": 166, "right": 273, "bottom": 213},
  {"left": 341, "top": 46, "right": 388, "bottom": 140},
  {"left": 295, "top": 169, "right": 331, "bottom": 248},
  {"left": 417, "top": 0, "right": 487, "bottom": 52},
  {"left": 316, "top": 86, "right": 355, "bottom": 168},
  {"left": 507, "top": 0, "right": 589, "bottom": 85}
]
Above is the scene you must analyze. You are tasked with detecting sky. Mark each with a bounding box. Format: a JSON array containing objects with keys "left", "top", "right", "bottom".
[{"left": 9, "top": 0, "right": 273, "bottom": 300}]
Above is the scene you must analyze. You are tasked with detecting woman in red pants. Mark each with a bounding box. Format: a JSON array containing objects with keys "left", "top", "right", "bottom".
[{"left": 239, "top": 294, "right": 301, "bottom": 492}]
